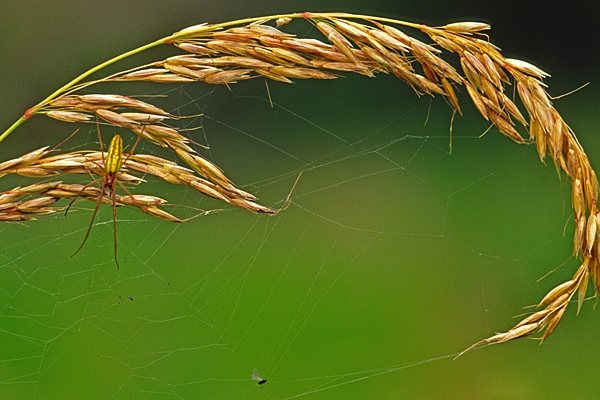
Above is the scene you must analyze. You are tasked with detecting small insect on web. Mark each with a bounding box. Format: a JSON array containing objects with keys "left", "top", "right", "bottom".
[
  {"left": 251, "top": 369, "right": 267, "bottom": 386},
  {"left": 66, "top": 119, "right": 143, "bottom": 269}
]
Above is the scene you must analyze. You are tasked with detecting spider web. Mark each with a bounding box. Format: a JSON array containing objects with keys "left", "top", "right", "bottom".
[{"left": 1, "top": 66, "right": 598, "bottom": 399}]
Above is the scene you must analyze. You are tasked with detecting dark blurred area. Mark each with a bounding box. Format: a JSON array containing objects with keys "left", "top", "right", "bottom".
[{"left": 398, "top": 0, "right": 600, "bottom": 81}]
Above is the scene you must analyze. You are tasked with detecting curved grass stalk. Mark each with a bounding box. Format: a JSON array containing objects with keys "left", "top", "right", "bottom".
[{"left": 0, "top": 11, "right": 597, "bottom": 354}]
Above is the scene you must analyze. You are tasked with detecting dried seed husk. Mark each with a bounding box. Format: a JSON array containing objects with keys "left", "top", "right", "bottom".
[
  {"left": 460, "top": 56, "right": 482, "bottom": 89},
  {"left": 254, "top": 69, "right": 293, "bottom": 83},
  {"left": 211, "top": 31, "right": 255, "bottom": 43},
  {"left": 0, "top": 191, "right": 22, "bottom": 205},
  {"left": 205, "top": 40, "right": 251, "bottom": 56},
  {"left": 120, "top": 68, "right": 170, "bottom": 79},
  {"left": 39, "top": 157, "right": 86, "bottom": 170},
  {"left": 464, "top": 82, "right": 488, "bottom": 120},
  {"left": 514, "top": 309, "right": 552, "bottom": 328},
  {"left": 441, "top": 78, "right": 462, "bottom": 115},
  {"left": 124, "top": 160, "right": 184, "bottom": 185},
  {"left": 505, "top": 58, "right": 550, "bottom": 78},
  {"left": 538, "top": 279, "right": 576, "bottom": 307},
  {"left": 585, "top": 170, "right": 599, "bottom": 209},
  {"left": 175, "top": 22, "right": 211, "bottom": 37},
  {"left": 443, "top": 22, "right": 491, "bottom": 33},
  {"left": 587, "top": 214, "right": 598, "bottom": 254},
  {"left": 59, "top": 183, "right": 103, "bottom": 196},
  {"left": 414, "top": 74, "right": 445, "bottom": 95},
  {"left": 421, "top": 62, "right": 437, "bottom": 83},
  {"left": 574, "top": 214, "right": 586, "bottom": 256},
  {"left": 163, "top": 63, "right": 212, "bottom": 80},
  {"left": 248, "top": 23, "right": 292, "bottom": 37},
  {"left": 480, "top": 54, "right": 503, "bottom": 88},
  {"left": 527, "top": 77, "right": 552, "bottom": 109},
  {"left": 516, "top": 81, "right": 535, "bottom": 117},
  {"left": 202, "top": 69, "right": 253, "bottom": 84},
  {"left": 189, "top": 179, "right": 232, "bottom": 202},
  {"left": 17, "top": 197, "right": 59, "bottom": 213},
  {"left": 119, "top": 112, "right": 170, "bottom": 124},
  {"left": 281, "top": 38, "right": 340, "bottom": 61},
  {"left": 0, "top": 213, "right": 32, "bottom": 222},
  {"left": 45, "top": 110, "right": 93, "bottom": 123},
  {"left": 500, "top": 323, "right": 539, "bottom": 342},
  {"left": 360, "top": 45, "right": 391, "bottom": 67},
  {"left": 0, "top": 202, "right": 18, "bottom": 212},
  {"left": 490, "top": 112, "right": 525, "bottom": 143},
  {"left": 143, "top": 125, "right": 185, "bottom": 142},
  {"left": 139, "top": 206, "right": 183, "bottom": 223},
  {"left": 330, "top": 18, "right": 371, "bottom": 42},
  {"left": 572, "top": 178, "right": 585, "bottom": 219},
  {"left": 14, "top": 182, "right": 62, "bottom": 195},
  {"left": 531, "top": 119, "right": 546, "bottom": 160},
  {"left": 315, "top": 21, "right": 358, "bottom": 64},
  {"left": 229, "top": 197, "right": 276, "bottom": 214},
  {"left": 148, "top": 74, "right": 197, "bottom": 83},
  {"left": 430, "top": 34, "right": 463, "bottom": 53},
  {"left": 96, "top": 109, "right": 139, "bottom": 129},
  {"left": 176, "top": 42, "right": 219, "bottom": 56},
  {"left": 118, "top": 194, "right": 167, "bottom": 207},
  {"left": 268, "top": 66, "right": 336, "bottom": 80},
  {"left": 0, "top": 158, "right": 25, "bottom": 173},
  {"left": 79, "top": 94, "right": 169, "bottom": 115},
  {"left": 268, "top": 47, "right": 312, "bottom": 66},
  {"left": 315, "top": 61, "right": 375, "bottom": 76},
  {"left": 367, "top": 28, "right": 411, "bottom": 52},
  {"left": 540, "top": 306, "right": 566, "bottom": 341},
  {"left": 479, "top": 77, "right": 499, "bottom": 106},
  {"left": 497, "top": 92, "right": 527, "bottom": 126},
  {"left": 577, "top": 258, "right": 590, "bottom": 314},
  {"left": 15, "top": 147, "right": 50, "bottom": 167}
]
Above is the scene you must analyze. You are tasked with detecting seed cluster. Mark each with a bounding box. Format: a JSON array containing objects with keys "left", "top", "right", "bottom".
[{"left": 1, "top": 13, "right": 597, "bottom": 350}]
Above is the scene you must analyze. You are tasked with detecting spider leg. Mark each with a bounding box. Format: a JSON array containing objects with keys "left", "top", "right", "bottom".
[
  {"left": 116, "top": 179, "right": 136, "bottom": 203},
  {"left": 110, "top": 182, "right": 121, "bottom": 269},
  {"left": 123, "top": 130, "right": 143, "bottom": 164},
  {"left": 64, "top": 177, "right": 102, "bottom": 216},
  {"left": 72, "top": 176, "right": 109, "bottom": 258}
]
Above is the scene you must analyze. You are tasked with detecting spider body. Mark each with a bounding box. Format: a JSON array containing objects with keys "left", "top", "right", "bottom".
[{"left": 70, "top": 130, "right": 139, "bottom": 269}]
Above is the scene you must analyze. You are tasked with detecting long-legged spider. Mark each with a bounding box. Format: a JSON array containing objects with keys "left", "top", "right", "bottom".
[{"left": 67, "top": 122, "right": 142, "bottom": 269}]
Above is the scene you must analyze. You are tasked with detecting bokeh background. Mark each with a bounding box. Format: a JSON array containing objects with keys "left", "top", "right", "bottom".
[{"left": 1, "top": 1, "right": 599, "bottom": 399}]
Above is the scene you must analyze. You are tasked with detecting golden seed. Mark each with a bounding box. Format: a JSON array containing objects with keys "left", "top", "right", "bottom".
[
  {"left": 45, "top": 110, "right": 92, "bottom": 123},
  {"left": 96, "top": 109, "right": 138, "bottom": 129},
  {"left": 587, "top": 214, "right": 598, "bottom": 254},
  {"left": 139, "top": 206, "right": 183, "bottom": 223},
  {"left": 0, "top": 214, "right": 31, "bottom": 222},
  {"left": 176, "top": 42, "right": 219, "bottom": 56},
  {"left": 505, "top": 58, "right": 550, "bottom": 78},
  {"left": 268, "top": 66, "right": 336, "bottom": 80},
  {"left": 443, "top": 22, "right": 491, "bottom": 33},
  {"left": 148, "top": 74, "right": 196, "bottom": 83},
  {"left": 315, "top": 21, "right": 358, "bottom": 64},
  {"left": 120, "top": 68, "right": 169, "bottom": 79},
  {"left": 203, "top": 69, "right": 253, "bottom": 84}
]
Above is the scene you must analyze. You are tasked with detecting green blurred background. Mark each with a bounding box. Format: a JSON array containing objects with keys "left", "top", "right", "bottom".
[{"left": 1, "top": 1, "right": 599, "bottom": 399}]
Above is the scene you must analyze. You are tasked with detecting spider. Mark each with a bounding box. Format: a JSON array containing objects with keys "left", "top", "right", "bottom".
[{"left": 68, "top": 122, "right": 142, "bottom": 269}]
